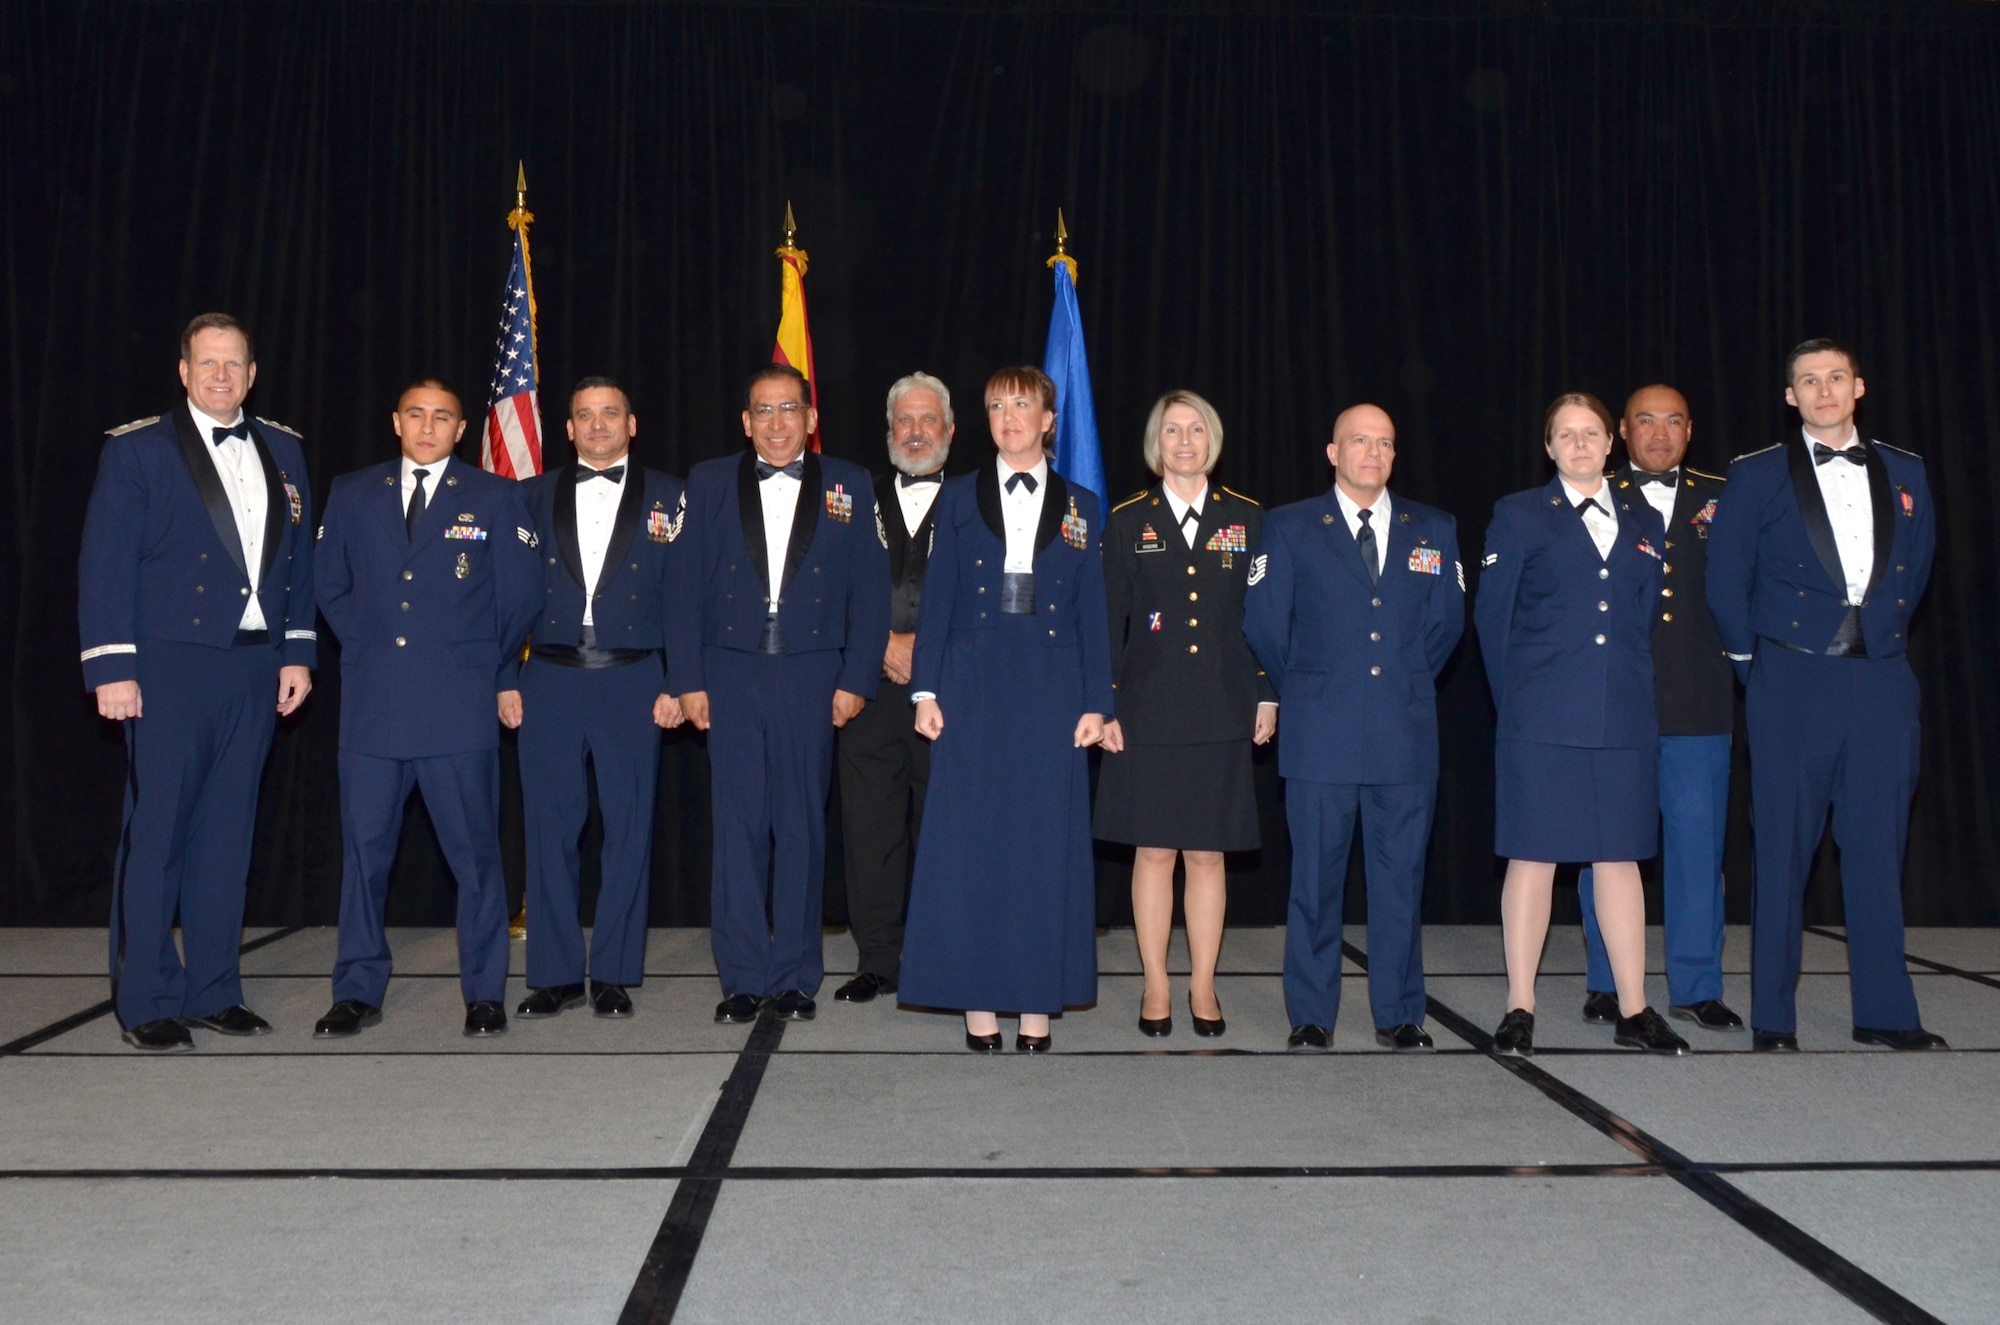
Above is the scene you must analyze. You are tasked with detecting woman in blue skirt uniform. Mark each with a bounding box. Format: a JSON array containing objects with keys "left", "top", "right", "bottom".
[
  {"left": 1473, "top": 393, "right": 1688, "bottom": 1057},
  {"left": 900, "top": 366, "right": 1114, "bottom": 1052},
  {"left": 1095, "top": 390, "right": 1275, "bottom": 1039}
]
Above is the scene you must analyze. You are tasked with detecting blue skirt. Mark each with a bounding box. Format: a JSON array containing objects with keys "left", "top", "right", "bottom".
[{"left": 1494, "top": 739, "right": 1658, "bottom": 864}]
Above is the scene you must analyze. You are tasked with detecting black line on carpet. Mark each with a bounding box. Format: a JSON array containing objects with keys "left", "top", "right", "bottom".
[
  {"left": 0, "top": 927, "right": 304, "bottom": 1057},
  {"left": 617, "top": 1009, "right": 787, "bottom": 1324},
  {"left": 1345, "top": 942, "right": 1946, "bottom": 1325},
  {"left": 1805, "top": 925, "right": 2000, "bottom": 993}
]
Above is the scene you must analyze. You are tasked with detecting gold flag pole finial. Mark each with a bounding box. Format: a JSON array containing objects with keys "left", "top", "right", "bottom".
[
  {"left": 783, "top": 200, "right": 797, "bottom": 248},
  {"left": 1047, "top": 208, "right": 1078, "bottom": 283},
  {"left": 777, "top": 201, "right": 807, "bottom": 272},
  {"left": 516, "top": 160, "right": 527, "bottom": 208}
]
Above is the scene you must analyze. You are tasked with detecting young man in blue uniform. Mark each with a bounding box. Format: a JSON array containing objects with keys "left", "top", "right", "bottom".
[
  {"left": 79, "top": 313, "right": 317, "bottom": 1050},
  {"left": 668, "top": 365, "right": 890, "bottom": 1025},
  {"left": 311, "top": 379, "right": 540, "bottom": 1039},
  {"left": 503, "top": 377, "right": 687, "bottom": 1021},
  {"left": 1243, "top": 403, "right": 1464, "bottom": 1052},
  {"left": 1706, "top": 339, "right": 1944, "bottom": 1052}
]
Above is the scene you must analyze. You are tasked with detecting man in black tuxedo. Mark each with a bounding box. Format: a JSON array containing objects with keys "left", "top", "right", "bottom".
[{"left": 831, "top": 372, "right": 954, "bottom": 1002}]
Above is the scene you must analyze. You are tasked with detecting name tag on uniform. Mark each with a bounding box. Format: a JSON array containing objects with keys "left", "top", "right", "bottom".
[
  {"left": 825, "top": 485, "right": 853, "bottom": 523},
  {"left": 282, "top": 481, "right": 302, "bottom": 525},
  {"left": 1136, "top": 523, "right": 1165, "bottom": 553},
  {"left": 1061, "top": 498, "right": 1088, "bottom": 550},
  {"left": 1408, "top": 547, "right": 1443, "bottom": 575},
  {"left": 445, "top": 524, "right": 487, "bottom": 541}
]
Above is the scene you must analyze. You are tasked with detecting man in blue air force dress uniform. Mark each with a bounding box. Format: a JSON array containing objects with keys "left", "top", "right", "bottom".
[
  {"left": 79, "top": 314, "right": 317, "bottom": 1051},
  {"left": 1578, "top": 385, "right": 1744, "bottom": 1033},
  {"left": 503, "top": 378, "right": 687, "bottom": 1022},
  {"left": 1705, "top": 339, "right": 1944, "bottom": 1052},
  {"left": 1243, "top": 404, "right": 1464, "bottom": 1053},
  {"left": 311, "top": 379, "right": 540, "bottom": 1039},
  {"left": 669, "top": 365, "right": 890, "bottom": 1024}
]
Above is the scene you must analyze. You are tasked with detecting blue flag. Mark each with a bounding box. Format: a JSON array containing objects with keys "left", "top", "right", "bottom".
[{"left": 1042, "top": 260, "right": 1105, "bottom": 503}]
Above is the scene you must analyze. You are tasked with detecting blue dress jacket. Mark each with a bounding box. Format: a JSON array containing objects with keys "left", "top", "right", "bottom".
[{"left": 518, "top": 462, "right": 687, "bottom": 668}]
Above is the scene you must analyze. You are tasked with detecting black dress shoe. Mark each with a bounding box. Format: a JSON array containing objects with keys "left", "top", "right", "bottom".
[
  {"left": 1188, "top": 992, "right": 1226, "bottom": 1038},
  {"left": 313, "top": 1000, "right": 381, "bottom": 1038},
  {"left": 1669, "top": 999, "right": 1745, "bottom": 1031},
  {"left": 590, "top": 982, "right": 634, "bottom": 1018},
  {"left": 1493, "top": 1009, "right": 1534, "bottom": 1057},
  {"left": 516, "top": 983, "right": 586, "bottom": 1018},
  {"left": 1614, "top": 1006, "right": 1691, "bottom": 1055},
  {"left": 1015, "top": 1032, "right": 1052, "bottom": 1053},
  {"left": 965, "top": 1030, "right": 1005, "bottom": 1053},
  {"left": 1138, "top": 1012, "right": 1173, "bottom": 1037},
  {"left": 181, "top": 1005, "right": 272, "bottom": 1036},
  {"left": 1287, "top": 1024, "right": 1332, "bottom": 1052},
  {"left": 1752, "top": 1029, "right": 1800, "bottom": 1052},
  {"left": 1853, "top": 1026, "right": 1949, "bottom": 1051},
  {"left": 1374, "top": 1023, "right": 1435, "bottom": 1052},
  {"left": 463, "top": 1000, "right": 508, "bottom": 1037},
  {"left": 833, "top": 972, "right": 896, "bottom": 1003},
  {"left": 121, "top": 1018, "right": 195, "bottom": 1052},
  {"left": 771, "top": 989, "right": 817, "bottom": 1021},
  {"left": 714, "top": 993, "right": 762, "bottom": 1024},
  {"left": 1581, "top": 991, "right": 1620, "bottom": 1025}
]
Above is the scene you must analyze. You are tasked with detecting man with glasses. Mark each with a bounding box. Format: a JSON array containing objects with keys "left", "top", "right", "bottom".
[{"left": 669, "top": 365, "right": 890, "bottom": 1025}]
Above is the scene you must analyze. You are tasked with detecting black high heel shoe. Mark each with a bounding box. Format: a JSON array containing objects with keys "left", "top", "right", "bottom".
[
  {"left": 1138, "top": 1001, "right": 1173, "bottom": 1037},
  {"left": 1015, "top": 1032, "right": 1051, "bottom": 1053},
  {"left": 965, "top": 1030, "right": 1004, "bottom": 1053},
  {"left": 1189, "top": 991, "right": 1226, "bottom": 1038}
]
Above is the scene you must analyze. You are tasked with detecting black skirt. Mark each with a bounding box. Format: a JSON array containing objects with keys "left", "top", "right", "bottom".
[{"left": 1093, "top": 738, "right": 1261, "bottom": 852}]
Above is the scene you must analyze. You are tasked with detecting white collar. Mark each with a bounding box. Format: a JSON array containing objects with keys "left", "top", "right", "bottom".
[
  {"left": 1802, "top": 424, "right": 1862, "bottom": 453},
  {"left": 187, "top": 397, "right": 246, "bottom": 436},
  {"left": 402, "top": 454, "right": 451, "bottom": 485},
  {"left": 1559, "top": 476, "right": 1609, "bottom": 508},
  {"left": 997, "top": 454, "right": 1049, "bottom": 492},
  {"left": 1334, "top": 483, "right": 1391, "bottom": 525},
  {"left": 1162, "top": 479, "right": 1208, "bottom": 523}
]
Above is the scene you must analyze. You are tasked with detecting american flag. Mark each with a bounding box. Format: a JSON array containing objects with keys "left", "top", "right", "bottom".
[{"left": 480, "top": 220, "right": 542, "bottom": 479}]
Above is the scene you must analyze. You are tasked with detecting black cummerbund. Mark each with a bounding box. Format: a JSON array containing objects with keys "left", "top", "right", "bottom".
[
  {"left": 531, "top": 643, "right": 653, "bottom": 669},
  {"left": 999, "top": 571, "right": 1036, "bottom": 615},
  {"left": 231, "top": 629, "right": 271, "bottom": 646}
]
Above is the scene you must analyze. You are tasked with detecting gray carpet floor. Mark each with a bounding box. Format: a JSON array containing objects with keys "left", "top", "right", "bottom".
[{"left": 2, "top": 924, "right": 1995, "bottom": 1324}]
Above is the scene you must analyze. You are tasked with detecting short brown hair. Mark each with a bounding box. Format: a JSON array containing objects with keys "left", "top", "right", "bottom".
[
  {"left": 180, "top": 312, "right": 254, "bottom": 363},
  {"left": 1785, "top": 337, "right": 1859, "bottom": 384},
  {"left": 571, "top": 375, "right": 631, "bottom": 412},
  {"left": 1543, "top": 391, "right": 1615, "bottom": 444},
  {"left": 984, "top": 365, "right": 1058, "bottom": 455}
]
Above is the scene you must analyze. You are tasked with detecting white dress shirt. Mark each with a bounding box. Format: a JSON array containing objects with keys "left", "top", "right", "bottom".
[
  {"left": 575, "top": 458, "right": 627, "bottom": 626},
  {"left": 999, "top": 456, "right": 1049, "bottom": 572},
  {"left": 896, "top": 471, "right": 944, "bottom": 536},
  {"left": 756, "top": 458, "right": 802, "bottom": 611},
  {"left": 1560, "top": 477, "right": 1619, "bottom": 560},
  {"left": 1163, "top": 480, "right": 1207, "bottom": 549},
  {"left": 189, "top": 398, "right": 268, "bottom": 630},
  {"left": 1633, "top": 467, "right": 1679, "bottom": 528},
  {"left": 1804, "top": 427, "right": 1874, "bottom": 604},
  {"left": 1334, "top": 484, "right": 1394, "bottom": 576}
]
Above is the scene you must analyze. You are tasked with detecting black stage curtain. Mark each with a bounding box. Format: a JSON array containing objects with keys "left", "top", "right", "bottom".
[{"left": 6, "top": 1, "right": 1998, "bottom": 930}]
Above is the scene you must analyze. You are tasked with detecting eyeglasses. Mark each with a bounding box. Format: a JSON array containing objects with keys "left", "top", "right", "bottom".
[{"left": 750, "top": 402, "right": 807, "bottom": 418}]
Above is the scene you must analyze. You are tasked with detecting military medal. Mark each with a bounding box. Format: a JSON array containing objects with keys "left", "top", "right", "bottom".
[
  {"left": 1408, "top": 546, "right": 1443, "bottom": 575},
  {"left": 1205, "top": 522, "right": 1246, "bottom": 570},
  {"left": 455, "top": 551, "right": 470, "bottom": 580},
  {"left": 1900, "top": 489, "right": 1914, "bottom": 517},
  {"left": 1136, "top": 523, "right": 1165, "bottom": 554},
  {"left": 1061, "top": 497, "right": 1088, "bottom": 550},
  {"left": 282, "top": 479, "right": 303, "bottom": 525},
  {"left": 825, "top": 484, "right": 853, "bottom": 523}
]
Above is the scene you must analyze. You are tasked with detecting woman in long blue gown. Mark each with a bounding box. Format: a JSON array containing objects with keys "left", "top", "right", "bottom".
[{"left": 898, "top": 366, "right": 1114, "bottom": 1052}]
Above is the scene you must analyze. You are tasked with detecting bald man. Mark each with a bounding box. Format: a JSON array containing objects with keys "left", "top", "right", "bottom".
[{"left": 1244, "top": 404, "right": 1464, "bottom": 1051}]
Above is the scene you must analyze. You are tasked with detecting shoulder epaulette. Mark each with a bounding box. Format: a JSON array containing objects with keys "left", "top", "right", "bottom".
[
  {"left": 1875, "top": 440, "right": 1923, "bottom": 460},
  {"left": 1684, "top": 466, "right": 1725, "bottom": 482},
  {"left": 1730, "top": 443, "right": 1784, "bottom": 463},
  {"left": 1111, "top": 490, "right": 1152, "bottom": 513},
  {"left": 106, "top": 416, "right": 160, "bottom": 437},
  {"left": 255, "top": 416, "right": 303, "bottom": 438},
  {"left": 1218, "top": 485, "right": 1259, "bottom": 506}
]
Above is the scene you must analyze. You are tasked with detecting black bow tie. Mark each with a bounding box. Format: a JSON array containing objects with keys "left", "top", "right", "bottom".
[
  {"left": 1005, "top": 471, "right": 1038, "bottom": 494},
  {"left": 899, "top": 471, "right": 943, "bottom": 487},
  {"left": 210, "top": 422, "right": 251, "bottom": 445},
  {"left": 577, "top": 464, "right": 625, "bottom": 484},
  {"left": 1813, "top": 442, "right": 1868, "bottom": 467},
  {"left": 755, "top": 457, "right": 804, "bottom": 481},
  {"left": 1635, "top": 468, "right": 1677, "bottom": 488},
  {"left": 1577, "top": 496, "right": 1607, "bottom": 518}
]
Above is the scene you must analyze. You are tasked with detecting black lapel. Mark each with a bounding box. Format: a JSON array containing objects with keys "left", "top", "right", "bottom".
[
  {"left": 778, "top": 451, "right": 823, "bottom": 592},
  {"left": 975, "top": 460, "right": 1005, "bottom": 541},
  {"left": 1034, "top": 468, "right": 1069, "bottom": 554},
  {"left": 1861, "top": 442, "right": 1896, "bottom": 604},
  {"left": 736, "top": 451, "right": 769, "bottom": 591},
  {"left": 555, "top": 463, "right": 586, "bottom": 590},
  {"left": 593, "top": 465, "right": 646, "bottom": 594},
  {"left": 170, "top": 406, "right": 250, "bottom": 582},
  {"left": 1786, "top": 439, "right": 1850, "bottom": 597},
  {"left": 245, "top": 422, "right": 285, "bottom": 582},
  {"left": 876, "top": 473, "right": 909, "bottom": 579}
]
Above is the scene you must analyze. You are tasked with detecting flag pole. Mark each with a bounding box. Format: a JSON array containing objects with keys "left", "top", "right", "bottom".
[
  {"left": 1048, "top": 207, "right": 1078, "bottom": 283},
  {"left": 508, "top": 160, "right": 533, "bottom": 944}
]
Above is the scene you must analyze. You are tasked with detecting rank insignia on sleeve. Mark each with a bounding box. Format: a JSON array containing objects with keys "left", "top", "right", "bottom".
[
  {"left": 445, "top": 525, "right": 488, "bottom": 541},
  {"left": 516, "top": 527, "right": 537, "bottom": 548},
  {"left": 283, "top": 482, "right": 303, "bottom": 524},
  {"left": 1408, "top": 547, "right": 1443, "bottom": 575},
  {"left": 1482, "top": 552, "right": 1499, "bottom": 567},
  {"left": 455, "top": 552, "right": 470, "bottom": 580},
  {"left": 1247, "top": 553, "right": 1268, "bottom": 586},
  {"left": 1456, "top": 561, "right": 1465, "bottom": 590},
  {"left": 1148, "top": 611, "right": 1162, "bottom": 632},
  {"left": 1136, "top": 524, "right": 1165, "bottom": 553},
  {"left": 1061, "top": 498, "right": 1089, "bottom": 550},
  {"left": 825, "top": 485, "right": 853, "bottom": 523},
  {"left": 316, "top": 524, "right": 325, "bottom": 541},
  {"left": 874, "top": 505, "right": 889, "bottom": 548}
]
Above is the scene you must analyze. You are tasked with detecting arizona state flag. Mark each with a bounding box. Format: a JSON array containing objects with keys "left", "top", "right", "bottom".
[{"left": 771, "top": 202, "right": 820, "bottom": 452}]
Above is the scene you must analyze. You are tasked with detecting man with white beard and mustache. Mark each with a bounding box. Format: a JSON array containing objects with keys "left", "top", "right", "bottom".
[{"left": 831, "top": 373, "right": 955, "bottom": 1003}]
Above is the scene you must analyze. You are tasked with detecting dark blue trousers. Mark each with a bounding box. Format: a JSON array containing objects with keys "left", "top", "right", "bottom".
[
  {"left": 1745, "top": 645, "right": 1922, "bottom": 1034},
  {"left": 333, "top": 749, "right": 511, "bottom": 1007},
  {"left": 704, "top": 647, "right": 840, "bottom": 999},
  {"left": 519, "top": 655, "right": 663, "bottom": 989},
  {"left": 1580, "top": 734, "right": 1732, "bottom": 1005},
  {"left": 1282, "top": 779, "right": 1433, "bottom": 1031},
  {"left": 110, "top": 639, "right": 279, "bottom": 1028}
]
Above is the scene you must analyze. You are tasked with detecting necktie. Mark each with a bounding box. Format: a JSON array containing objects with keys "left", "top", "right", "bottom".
[
  {"left": 1180, "top": 507, "right": 1200, "bottom": 530},
  {"left": 211, "top": 422, "right": 251, "bottom": 445},
  {"left": 899, "top": 471, "right": 942, "bottom": 487},
  {"left": 1814, "top": 442, "right": 1868, "bottom": 467},
  {"left": 1005, "top": 471, "right": 1037, "bottom": 494},
  {"left": 1355, "top": 508, "right": 1379, "bottom": 585},
  {"left": 1578, "top": 496, "right": 1606, "bottom": 518},
  {"left": 1636, "top": 469, "right": 1677, "bottom": 487},
  {"left": 406, "top": 468, "right": 430, "bottom": 539},
  {"left": 577, "top": 464, "right": 625, "bottom": 484},
  {"left": 755, "top": 457, "right": 804, "bottom": 481}
]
